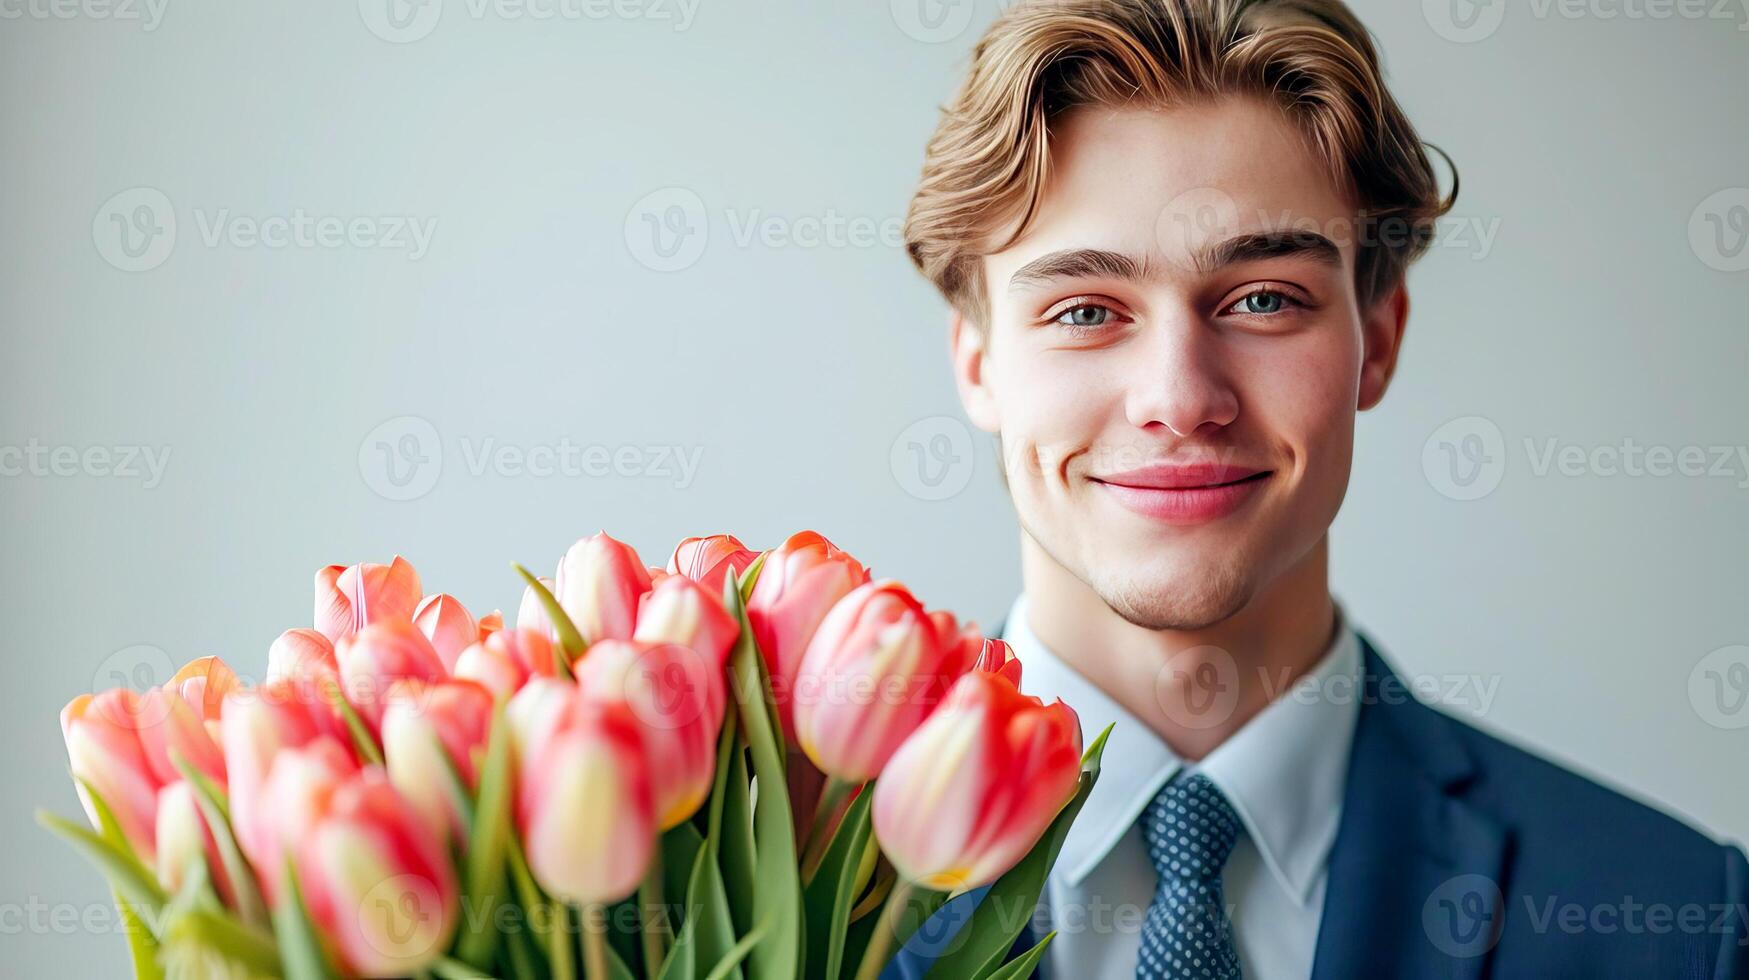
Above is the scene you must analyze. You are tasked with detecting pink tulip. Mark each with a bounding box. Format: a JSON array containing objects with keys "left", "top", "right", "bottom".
[
  {"left": 314, "top": 556, "right": 423, "bottom": 644},
  {"left": 972, "top": 638, "right": 1024, "bottom": 687},
  {"left": 476, "top": 610, "right": 504, "bottom": 641},
  {"left": 515, "top": 685, "right": 655, "bottom": 904},
  {"left": 267, "top": 628, "right": 340, "bottom": 687},
  {"left": 506, "top": 677, "right": 575, "bottom": 759},
  {"left": 792, "top": 580, "right": 969, "bottom": 782},
  {"left": 220, "top": 680, "right": 354, "bottom": 872},
  {"left": 454, "top": 627, "right": 563, "bottom": 698},
  {"left": 746, "top": 531, "right": 870, "bottom": 742},
  {"left": 453, "top": 643, "right": 524, "bottom": 700},
  {"left": 554, "top": 532, "right": 652, "bottom": 645},
  {"left": 296, "top": 769, "right": 459, "bottom": 977},
  {"left": 60, "top": 689, "right": 162, "bottom": 862},
  {"left": 249, "top": 737, "right": 357, "bottom": 905},
  {"left": 412, "top": 594, "right": 478, "bottom": 673},
  {"left": 929, "top": 611, "right": 988, "bottom": 681},
  {"left": 516, "top": 577, "right": 557, "bottom": 640},
  {"left": 666, "top": 534, "right": 759, "bottom": 595},
  {"left": 382, "top": 679, "right": 494, "bottom": 845},
  {"left": 872, "top": 670, "right": 1082, "bottom": 891},
  {"left": 135, "top": 657, "right": 238, "bottom": 788},
  {"left": 336, "top": 620, "right": 447, "bottom": 733},
  {"left": 155, "top": 779, "right": 237, "bottom": 908},
  {"left": 632, "top": 573, "right": 740, "bottom": 669},
  {"left": 575, "top": 639, "right": 726, "bottom": 830}
]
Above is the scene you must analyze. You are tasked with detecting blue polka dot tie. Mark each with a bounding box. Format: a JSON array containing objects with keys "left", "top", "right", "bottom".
[{"left": 1135, "top": 772, "right": 1243, "bottom": 980}]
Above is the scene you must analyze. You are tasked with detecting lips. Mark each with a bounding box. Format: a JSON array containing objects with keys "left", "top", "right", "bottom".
[{"left": 1089, "top": 462, "right": 1271, "bottom": 525}]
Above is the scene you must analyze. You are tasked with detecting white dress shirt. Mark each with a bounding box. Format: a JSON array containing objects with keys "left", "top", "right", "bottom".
[{"left": 1001, "top": 594, "right": 1363, "bottom": 980}]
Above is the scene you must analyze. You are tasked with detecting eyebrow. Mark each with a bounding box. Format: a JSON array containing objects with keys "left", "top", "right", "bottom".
[{"left": 1006, "top": 232, "right": 1343, "bottom": 293}]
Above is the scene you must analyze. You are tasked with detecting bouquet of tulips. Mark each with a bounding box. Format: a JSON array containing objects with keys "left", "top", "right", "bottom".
[{"left": 46, "top": 530, "right": 1109, "bottom": 980}]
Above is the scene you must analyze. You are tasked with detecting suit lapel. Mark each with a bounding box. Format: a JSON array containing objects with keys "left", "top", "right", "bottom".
[{"left": 1310, "top": 637, "right": 1510, "bottom": 980}]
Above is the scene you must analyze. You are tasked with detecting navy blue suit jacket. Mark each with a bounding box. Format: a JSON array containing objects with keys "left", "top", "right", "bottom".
[{"left": 890, "top": 631, "right": 1749, "bottom": 979}]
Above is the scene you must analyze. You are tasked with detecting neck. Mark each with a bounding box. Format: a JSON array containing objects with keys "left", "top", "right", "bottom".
[{"left": 1020, "top": 532, "right": 1337, "bottom": 761}]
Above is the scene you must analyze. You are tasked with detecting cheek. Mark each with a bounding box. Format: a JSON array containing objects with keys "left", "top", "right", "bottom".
[
  {"left": 1231, "top": 329, "right": 1360, "bottom": 471},
  {"left": 989, "top": 344, "right": 1117, "bottom": 478}
]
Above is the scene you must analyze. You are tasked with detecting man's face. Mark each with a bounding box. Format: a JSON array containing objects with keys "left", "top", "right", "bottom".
[{"left": 953, "top": 97, "right": 1404, "bottom": 630}]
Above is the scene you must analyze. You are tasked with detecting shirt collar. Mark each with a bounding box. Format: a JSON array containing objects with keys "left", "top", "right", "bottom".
[{"left": 1002, "top": 593, "right": 1362, "bottom": 907}]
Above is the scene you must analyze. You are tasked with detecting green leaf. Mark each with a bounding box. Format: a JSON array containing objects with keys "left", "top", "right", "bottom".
[
  {"left": 661, "top": 821, "right": 704, "bottom": 930},
  {"left": 271, "top": 861, "right": 336, "bottom": 980},
  {"left": 701, "top": 913, "right": 770, "bottom": 980},
  {"left": 976, "top": 932, "right": 1055, "bottom": 980},
  {"left": 165, "top": 908, "right": 284, "bottom": 977},
  {"left": 922, "top": 723, "right": 1112, "bottom": 980},
  {"left": 512, "top": 563, "right": 585, "bottom": 677},
  {"left": 724, "top": 569, "right": 802, "bottom": 980},
  {"left": 716, "top": 741, "right": 755, "bottom": 937},
  {"left": 659, "top": 832, "right": 738, "bottom": 980},
  {"left": 505, "top": 839, "right": 552, "bottom": 974},
  {"left": 46, "top": 780, "right": 171, "bottom": 975},
  {"left": 431, "top": 955, "right": 501, "bottom": 978},
  {"left": 171, "top": 753, "right": 269, "bottom": 931},
  {"left": 37, "top": 808, "right": 168, "bottom": 923},
  {"left": 456, "top": 701, "right": 515, "bottom": 969},
  {"left": 732, "top": 557, "right": 786, "bottom": 763},
  {"left": 118, "top": 893, "right": 167, "bottom": 980},
  {"left": 802, "top": 783, "right": 874, "bottom": 980},
  {"left": 324, "top": 676, "right": 385, "bottom": 766},
  {"left": 658, "top": 917, "right": 697, "bottom": 980}
]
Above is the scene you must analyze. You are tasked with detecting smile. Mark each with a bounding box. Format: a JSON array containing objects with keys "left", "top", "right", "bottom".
[{"left": 1089, "top": 467, "right": 1272, "bottom": 525}]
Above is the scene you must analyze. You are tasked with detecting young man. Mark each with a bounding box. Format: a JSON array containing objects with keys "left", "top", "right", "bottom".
[{"left": 892, "top": 1, "right": 1748, "bottom": 977}]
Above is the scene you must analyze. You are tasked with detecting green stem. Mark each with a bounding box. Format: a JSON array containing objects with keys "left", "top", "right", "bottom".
[
  {"left": 798, "top": 777, "right": 852, "bottom": 884},
  {"left": 548, "top": 901, "right": 575, "bottom": 980},
  {"left": 638, "top": 846, "right": 669, "bottom": 980},
  {"left": 581, "top": 903, "right": 610, "bottom": 980},
  {"left": 851, "top": 879, "right": 916, "bottom": 980}
]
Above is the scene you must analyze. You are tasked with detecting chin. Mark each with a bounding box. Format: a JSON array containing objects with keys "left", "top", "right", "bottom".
[
  {"left": 1095, "top": 562, "right": 1256, "bottom": 631},
  {"left": 1069, "top": 534, "right": 1260, "bottom": 631}
]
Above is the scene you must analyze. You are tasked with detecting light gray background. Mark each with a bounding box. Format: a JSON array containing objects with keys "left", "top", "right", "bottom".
[{"left": 2, "top": 0, "right": 1745, "bottom": 973}]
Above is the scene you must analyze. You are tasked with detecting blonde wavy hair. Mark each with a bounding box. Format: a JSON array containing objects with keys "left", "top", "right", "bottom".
[{"left": 903, "top": 0, "right": 1456, "bottom": 326}]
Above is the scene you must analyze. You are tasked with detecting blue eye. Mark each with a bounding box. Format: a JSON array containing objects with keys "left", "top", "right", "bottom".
[
  {"left": 1055, "top": 305, "right": 1113, "bottom": 328},
  {"left": 1228, "top": 290, "right": 1298, "bottom": 316}
]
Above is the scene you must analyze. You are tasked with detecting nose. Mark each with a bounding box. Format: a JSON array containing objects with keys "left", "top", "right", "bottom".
[{"left": 1122, "top": 315, "right": 1240, "bottom": 438}]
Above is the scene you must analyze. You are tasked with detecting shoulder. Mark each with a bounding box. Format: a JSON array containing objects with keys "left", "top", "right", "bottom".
[{"left": 1367, "top": 639, "right": 1746, "bottom": 903}]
